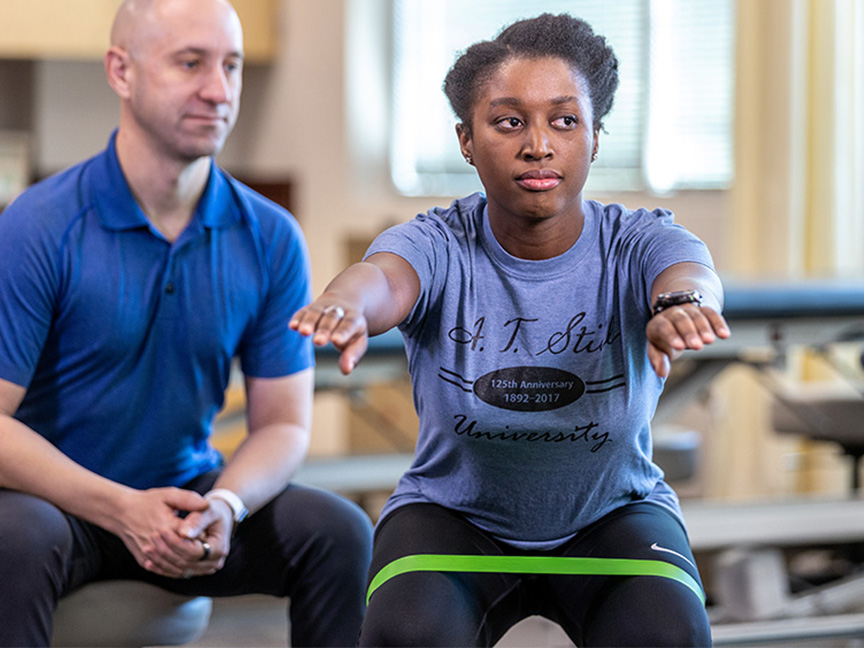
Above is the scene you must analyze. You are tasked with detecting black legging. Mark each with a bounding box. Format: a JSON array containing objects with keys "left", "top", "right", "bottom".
[
  {"left": 359, "top": 501, "right": 711, "bottom": 647},
  {"left": 0, "top": 472, "right": 373, "bottom": 648}
]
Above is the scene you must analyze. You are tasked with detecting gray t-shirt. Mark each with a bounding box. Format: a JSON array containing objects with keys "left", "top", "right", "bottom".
[{"left": 366, "top": 193, "right": 715, "bottom": 549}]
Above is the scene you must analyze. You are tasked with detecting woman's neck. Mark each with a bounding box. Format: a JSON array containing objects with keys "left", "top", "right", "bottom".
[{"left": 486, "top": 203, "right": 585, "bottom": 260}]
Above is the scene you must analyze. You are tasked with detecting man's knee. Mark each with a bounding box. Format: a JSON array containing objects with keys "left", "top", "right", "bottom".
[
  {"left": 263, "top": 485, "right": 373, "bottom": 581},
  {"left": 0, "top": 491, "right": 72, "bottom": 570},
  {"left": 281, "top": 487, "right": 371, "bottom": 554},
  {"left": 0, "top": 491, "right": 73, "bottom": 609}
]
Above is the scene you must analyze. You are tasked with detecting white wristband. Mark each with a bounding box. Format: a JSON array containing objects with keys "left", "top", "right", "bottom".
[{"left": 205, "top": 488, "right": 249, "bottom": 525}]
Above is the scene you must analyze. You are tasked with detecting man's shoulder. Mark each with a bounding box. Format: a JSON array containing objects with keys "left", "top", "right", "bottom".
[
  {"left": 0, "top": 158, "right": 95, "bottom": 237},
  {"left": 218, "top": 171, "right": 302, "bottom": 234},
  {"left": 220, "top": 172, "right": 289, "bottom": 216}
]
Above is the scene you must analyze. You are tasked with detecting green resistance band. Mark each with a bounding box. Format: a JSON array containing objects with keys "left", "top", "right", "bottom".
[{"left": 367, "top": 554, "right": 705, "bottom": 606}]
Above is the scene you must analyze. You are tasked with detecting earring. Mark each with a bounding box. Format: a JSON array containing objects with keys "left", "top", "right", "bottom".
[
  {"left": 464, "top": 154, "right": 473, "bottom": 165},
  {"left": 591, "top": 152, "right": 598, "bottom": 162}
]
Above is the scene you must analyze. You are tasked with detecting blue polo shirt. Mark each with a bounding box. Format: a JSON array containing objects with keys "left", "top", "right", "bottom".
[{"left": 0, "top": 133, "right": 313, "bottom": 489}]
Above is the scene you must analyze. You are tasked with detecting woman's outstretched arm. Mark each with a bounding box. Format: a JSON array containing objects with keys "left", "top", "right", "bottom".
[{"left": 289, "top": 252, "right": 421, "bottom": 375}]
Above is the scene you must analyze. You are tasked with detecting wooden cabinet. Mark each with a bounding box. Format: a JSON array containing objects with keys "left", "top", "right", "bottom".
[
  {"left": 233, "top": 0, "right": 278, "bottom": 62},
  {"left": 0, "top": 0, "right": 277, "bottom": 62}
]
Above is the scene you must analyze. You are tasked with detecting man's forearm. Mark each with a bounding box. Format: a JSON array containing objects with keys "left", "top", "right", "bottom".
[
  {"left": 212, "top": 422, "right": 309, "bottom": 515},
  {"left": 0, "top": 414, "right": 134, "bottom": 530}
]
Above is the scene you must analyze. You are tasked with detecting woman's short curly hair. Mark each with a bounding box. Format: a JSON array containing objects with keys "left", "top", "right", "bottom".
[{"left": 443, "top": 13, "right": 619, "bottom": 134}]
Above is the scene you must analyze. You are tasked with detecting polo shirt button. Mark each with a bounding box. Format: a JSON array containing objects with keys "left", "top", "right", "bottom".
[{"left": 165, "top": 282, "right": 175, "bottom": 294}]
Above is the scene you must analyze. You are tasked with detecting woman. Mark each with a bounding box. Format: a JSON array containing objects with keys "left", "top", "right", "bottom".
[{"left": 291, "top": 13, "right": 728, "bottom": 647}]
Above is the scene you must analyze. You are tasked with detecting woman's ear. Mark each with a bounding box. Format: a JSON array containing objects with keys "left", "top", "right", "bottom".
[
  {"left": 456, "top": 123, "right": 474, "bottom": 166},
  {"left": 591, "top": 128, "right": 600, "bottom": 162}
]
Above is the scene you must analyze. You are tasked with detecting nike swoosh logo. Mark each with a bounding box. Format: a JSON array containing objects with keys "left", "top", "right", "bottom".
[{"left": 650, "top": 542, "right": 696, "bottom": 569}]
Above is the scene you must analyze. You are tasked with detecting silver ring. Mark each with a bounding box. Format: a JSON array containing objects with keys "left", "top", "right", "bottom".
[
  {"left": 322, "top": 305, "right": 345, "bottom": 319},
  {"left": 200, "top": 541, "right": 211, "bottom": 561},
  {"left": 182, "top": 569, "right": 193, "bottom": 579}
]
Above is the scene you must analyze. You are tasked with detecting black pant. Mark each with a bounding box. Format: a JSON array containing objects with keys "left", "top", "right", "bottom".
[
  {"left": 359, "top": 502, "right": 711, "bottom": 647},
  {"left": 0, "top": 472, "right": 373, "bottom": 648}
]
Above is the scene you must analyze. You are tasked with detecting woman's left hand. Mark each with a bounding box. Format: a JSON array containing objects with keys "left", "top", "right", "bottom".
[{"left": 646, "top": 304, "right": 730, "bottom": 378}]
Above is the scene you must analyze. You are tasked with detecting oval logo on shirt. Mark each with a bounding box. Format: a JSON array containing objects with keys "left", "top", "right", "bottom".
[{"left": 473, "top": 366, "right": 584, "bottom": 411}]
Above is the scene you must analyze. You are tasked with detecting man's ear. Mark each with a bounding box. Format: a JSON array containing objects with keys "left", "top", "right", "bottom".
[{"left": 105, "top": 46, "right": 133, "bottom": 99}]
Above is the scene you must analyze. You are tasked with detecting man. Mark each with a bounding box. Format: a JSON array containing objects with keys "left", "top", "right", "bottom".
[{"left": 0, "top": 1, "right": 372, "bottom": 646}]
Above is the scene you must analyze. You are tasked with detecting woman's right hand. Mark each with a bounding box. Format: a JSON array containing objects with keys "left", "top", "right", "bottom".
[
  {"left": 290, "top": 298, "right": 369, "bottom": 375},
  {"left": 291, "top": 255, "right": 420, "bottom": 375}
]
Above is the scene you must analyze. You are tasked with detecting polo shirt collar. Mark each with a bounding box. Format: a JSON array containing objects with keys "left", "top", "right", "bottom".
[{"left": 91, "top": 130, "right": 240, "bottom": 233}]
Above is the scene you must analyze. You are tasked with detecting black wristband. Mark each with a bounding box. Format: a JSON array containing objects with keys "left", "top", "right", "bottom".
[{"left": 652, "top": 290, "right": 703, "bottom": 316}]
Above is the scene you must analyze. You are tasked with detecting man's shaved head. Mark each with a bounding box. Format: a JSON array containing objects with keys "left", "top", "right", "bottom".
[
  {"left": 111, "top": 0, "right": 241, "bottom": 58},
  {"left": 106, "top": 0, "right": 244, "bottom": 163},
  {"left": 111, "top": 0, "right": 149, "bottom": 51}
]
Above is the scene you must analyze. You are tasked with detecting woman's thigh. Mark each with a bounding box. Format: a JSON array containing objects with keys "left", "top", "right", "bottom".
[
  {"left": 359, "top": 503, "right": 525, "bottom": 647},
  {"left": 546, "top": 502, "right": 711, "bottom": 647}
]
